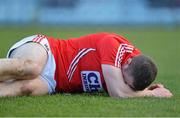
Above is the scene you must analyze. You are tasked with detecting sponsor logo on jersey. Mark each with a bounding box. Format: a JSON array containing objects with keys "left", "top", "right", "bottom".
[{"left": 81, "top": 71, "right": 103, "bottom": 92}]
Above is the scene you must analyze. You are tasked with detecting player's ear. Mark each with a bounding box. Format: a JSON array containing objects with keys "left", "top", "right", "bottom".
[
  {"left": 126, "top": 58, "right": 132, "bottom": 65},
  {"left": 122, "top": 58, "right": 132, "bottom": 70}
]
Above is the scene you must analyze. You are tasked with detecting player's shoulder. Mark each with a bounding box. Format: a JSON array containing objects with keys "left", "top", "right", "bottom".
[
  {"left": 105, "top": 33, "right": 130, "bottom": 43},
  {"left": 93, "top": 32, "right": 130, "bottom": 45},
  {"left": 82, "top": 32, "right": 111, "bottom": 39}
]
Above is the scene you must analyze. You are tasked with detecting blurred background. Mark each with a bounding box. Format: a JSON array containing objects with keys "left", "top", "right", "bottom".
[
  {"left": 0, "top": 0, "right": 179, "bottom": 76},
  {"left": 0, "top": 0, "right": 180, "bottom": 26}
]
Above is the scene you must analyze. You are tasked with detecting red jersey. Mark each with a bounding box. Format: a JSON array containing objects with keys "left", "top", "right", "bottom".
[{"left": 47, "top": 33, "right": 141, "bottom": 93}]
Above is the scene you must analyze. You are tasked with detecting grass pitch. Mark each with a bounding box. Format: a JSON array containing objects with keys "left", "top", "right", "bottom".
[{"left": 0, "top": 26, "right": 179, "bottom": 117}]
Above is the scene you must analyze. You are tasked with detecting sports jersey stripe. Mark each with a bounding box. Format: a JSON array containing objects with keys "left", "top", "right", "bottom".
[
  {"left": 32, "top": 35, "right": 40, "bottom": 42},
  {"left": 68, "top": 66, "right": 77, "bottom": 81},
  {"left": 124, "top": 45, "right": 133, "bottom": 53},
  {"left": 117, "top": 46, "right": 125, "bottom": 68},
  {"left": 36, "top": 35, "right": 45, "bottom": 43},
  {"left": 67, "top": 48, "right": 87, "bottom": 75},
  {"left": 33, "top": 35, "right": 42, "bottom": 42},
  {"left": 67, "top": 49, "right": 88, "bottom": 78},
  {"left": 32, "top": 35, "right": 45, "bottom": 42},
  {"left": 35, "top": 35, "right": 44, "bottom": 42},
  {"left": 67, "top": 48, "right": 94, "bottom": 78},
  {"left": 117, "top": 44, "right": 134, "bottom": 67},
  {"left": 68, "top": 48, "right": 96, "bottom": 81},
  {"left": 115, "top": 44, "right": 122, "bottom": 67},
  {"left": 125, "top": 50, "right": 133, "bottom": 53},
  {"left": 124, "top": 46, "right": 133, "bottom": 50},
  {"left": 115, "top": 44, "right": 134, "bottom": 67}
]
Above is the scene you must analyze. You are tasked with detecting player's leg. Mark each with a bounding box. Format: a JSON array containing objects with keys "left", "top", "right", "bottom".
[
  {"left": 0, "top": 58, "right": 41, "bottom": 81},
  {"left": 0, "top": 76, "right": 49, "bottom": 97},
  {"left": 0, "top": 37, "right": 56, "bottom": 96},
  {"left": 0, "top": 42, "right": 47, "bottom": 81}
]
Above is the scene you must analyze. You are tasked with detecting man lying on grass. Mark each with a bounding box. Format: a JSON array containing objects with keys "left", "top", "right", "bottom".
[{"left": 0, "top": 33, "right": 172, "bottom": 98}]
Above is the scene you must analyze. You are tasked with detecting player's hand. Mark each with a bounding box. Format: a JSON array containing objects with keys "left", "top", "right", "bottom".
[{"left": 151, "top": 87, "right": 173, "bottom": 98}]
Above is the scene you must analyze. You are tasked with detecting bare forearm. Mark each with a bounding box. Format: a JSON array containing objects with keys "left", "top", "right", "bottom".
[
  {"left": 115, "top": 88, "right": 172, "bottom": 98},
  {"left": 134, "top": 89, "right": 153, "bottom": 97},
  {"left": 108, "top": 90, "right": 152, "bottom": 98}
]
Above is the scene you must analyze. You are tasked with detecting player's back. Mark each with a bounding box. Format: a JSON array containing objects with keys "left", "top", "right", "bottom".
[{"left": 47, "top": 32, "right": 141, "bottom": 93}]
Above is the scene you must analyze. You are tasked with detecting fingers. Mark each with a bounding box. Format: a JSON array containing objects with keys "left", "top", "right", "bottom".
[
  {"left": 152, "top": 87, "right": 173, "bottom": 98},
  {"left": 159, "top": 88, "right": 172, "bottom": 98}
]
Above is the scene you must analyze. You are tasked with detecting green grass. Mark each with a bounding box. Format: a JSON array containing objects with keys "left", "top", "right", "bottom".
[{"left": 0, "top": 26, "right": 180, "bottom": 117}]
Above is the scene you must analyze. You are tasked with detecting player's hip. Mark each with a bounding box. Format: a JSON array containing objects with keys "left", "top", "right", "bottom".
[{"left": 7, "top": 35, "right": 57, "bottom": 94}]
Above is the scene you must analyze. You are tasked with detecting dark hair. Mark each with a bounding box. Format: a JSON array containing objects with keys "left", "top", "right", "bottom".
[{"left": 128, "top": 55, "right": 158, "bottom": 91}]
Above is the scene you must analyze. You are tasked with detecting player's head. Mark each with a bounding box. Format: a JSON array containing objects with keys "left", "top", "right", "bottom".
[{"left": 122, "top": 54, "right": 157, "bottom": 91}]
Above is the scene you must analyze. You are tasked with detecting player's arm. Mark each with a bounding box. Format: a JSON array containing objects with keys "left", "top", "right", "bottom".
[{"left": 101, "top": 64, "right": 172, "bottom": 98}]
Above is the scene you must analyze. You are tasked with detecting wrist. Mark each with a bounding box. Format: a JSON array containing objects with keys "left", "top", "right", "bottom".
[{"left": 139, "top": 89, "right": 153, "bottom": 97}]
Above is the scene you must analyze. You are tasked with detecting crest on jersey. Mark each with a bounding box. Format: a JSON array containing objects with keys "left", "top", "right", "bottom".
[{"left": 81, "top": 71, "right": 103, "bottom": 92}]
